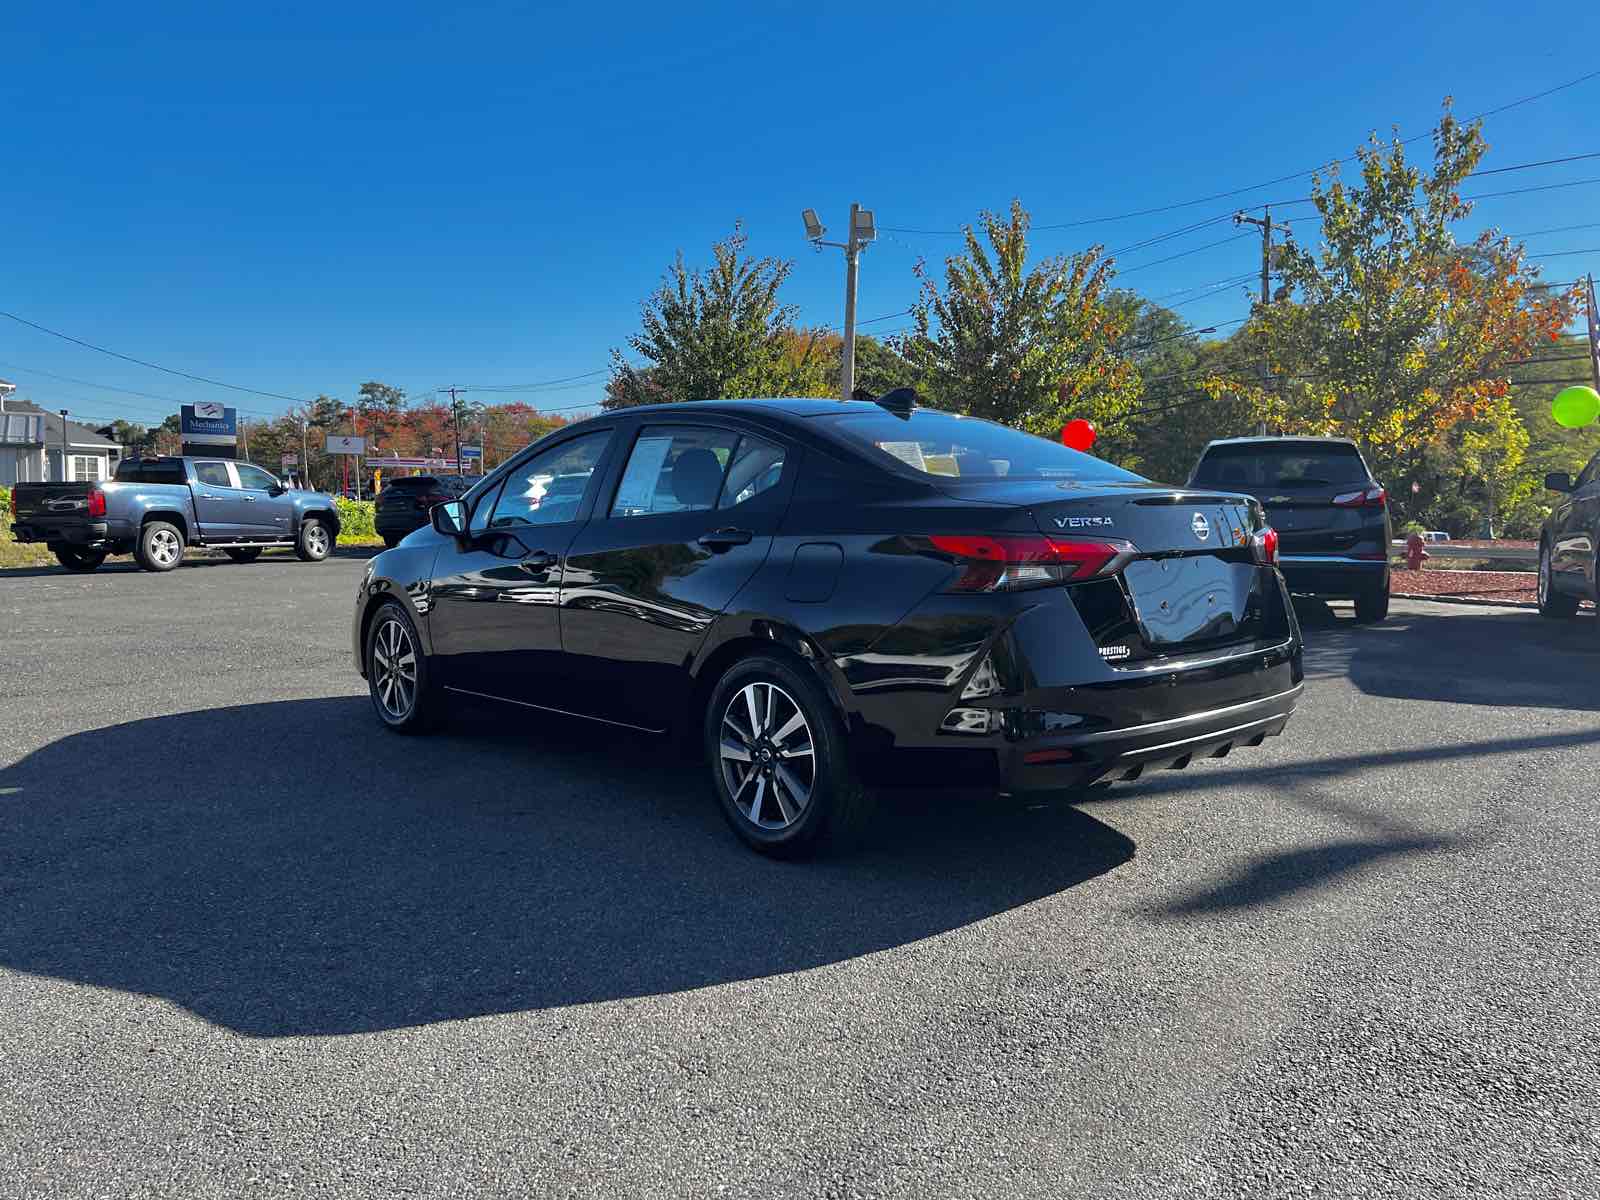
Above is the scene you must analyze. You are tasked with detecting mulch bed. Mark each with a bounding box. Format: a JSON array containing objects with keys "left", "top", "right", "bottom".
[{"left": 1390, "top": 567, "right": 1536, "bottom": 603}]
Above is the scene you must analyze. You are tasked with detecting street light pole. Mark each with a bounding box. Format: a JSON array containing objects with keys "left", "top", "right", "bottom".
[{"left": 802, "top": 204, "right": 876, "bottom": 400}]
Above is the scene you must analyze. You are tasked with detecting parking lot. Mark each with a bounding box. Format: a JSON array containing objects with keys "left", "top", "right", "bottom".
[{"left": 2, "top": 553, "right": 1597, "bottom": 1197}]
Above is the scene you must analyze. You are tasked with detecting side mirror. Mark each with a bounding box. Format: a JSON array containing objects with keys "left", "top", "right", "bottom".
[
  {"left": 431, "top": 499, "right": 468, "bottom": 537},
  {"left": 1545, "top": 471, "right": 1574, "bottom": 494},
  {"left": 268, "top": 483, "right": 286, "bottom": 497}
]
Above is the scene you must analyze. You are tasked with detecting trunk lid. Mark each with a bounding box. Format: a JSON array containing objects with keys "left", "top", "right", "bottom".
[{"left": 11, "top": 482, "right": 98, "bottom": 522}]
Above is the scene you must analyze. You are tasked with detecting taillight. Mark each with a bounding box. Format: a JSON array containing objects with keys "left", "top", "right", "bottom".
[
  {"left": 1252, "top": 526, "right": 1279, "bottom": 566},
  {"left": 1332, "top": 486, "right": 1387, "bottom": 508},
  {"left": 927, "top": 534, "right": 1133, "bottom": 593},
  {"left": 86, "top": 488, "right": 107, "bottom": 518}
]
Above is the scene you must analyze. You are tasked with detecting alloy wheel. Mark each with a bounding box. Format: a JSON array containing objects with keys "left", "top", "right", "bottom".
[
  {"left": 372, "top": 617, "right": 418, "bottom": 720},
  {"left": 306, "top": 524, "right": 331, "bottom": 556},
  {"left": 1538, "top": 544, "right": 1550, "bottom": 607},
  {"left": 149, "top": 528, "right": 182, "bottom": 568},
  {"left": 719, "top": 681, "right": 816, "bottom": 830}
]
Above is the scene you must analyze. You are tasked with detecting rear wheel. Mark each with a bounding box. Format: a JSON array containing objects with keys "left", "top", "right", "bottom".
[
  {"left": 1354, "top": 583, "right": 1389, "bottom": 624},
  {"left": 705, "top": 654, "right": 872, "bottom": 858},
  {"left": 296, "top": 519, "right": 332, "bottom": 562},
  {"left": 381, "top": 533, "right": 402, "bottom": 549},
  {"left": 365, "top": 601, "right": 440, "bottom": 733},
  {"left": 1538, "top": 542, "right": 1578, "bottom": 618},
  {"left": 53, "top": 545, "right": 106, "bottom": 573},
  {"left": 135, "top": 521, "right": 184, "bottom": 572},
  {"left": 224, "top": 547, "right": 262, "bottom": 563}
]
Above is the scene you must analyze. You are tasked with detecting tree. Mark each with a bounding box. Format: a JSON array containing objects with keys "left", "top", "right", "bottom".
[
  {"left": 899, "top": 199, "right": 1140, "bottom": 438},
  {"left": 607, "top": 224, "right": 800, "bottom": 408},
  {"left": 1234, "top": 101, "right": 1577, "bottom": 482},
  {"left": 355, "top": 381, "right": 407, "bottom": 447},
  {"left": 96, "top": 418, "right": 148, "bottom": 451}
]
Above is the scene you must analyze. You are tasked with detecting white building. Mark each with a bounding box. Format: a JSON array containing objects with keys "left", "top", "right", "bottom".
[{"left": 0, "top": 392, "right": 123, "bottom": 485}]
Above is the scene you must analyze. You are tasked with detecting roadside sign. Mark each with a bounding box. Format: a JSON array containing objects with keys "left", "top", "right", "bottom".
[
  {"left": 325, "top": 435, "right": 366, "bottom": 455},
  {"left": 281, "top": 453, "right": 298, "bottom": 469},
  {"left": 180, "top": 403, "right": 238, "bottom": 447},
  {"left": 461, "top": 445, "right": 483, "bottom": 463}
]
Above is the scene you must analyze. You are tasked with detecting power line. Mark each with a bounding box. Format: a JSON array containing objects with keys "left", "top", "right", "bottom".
[
  {"left": 1117, "top": 232, "right": 1255, "bottom": 275},
  {"left": 1506, "top": 222, "right": 1600, "bottom": 239},
  {"left": 0, "top": 310, "right": 304, "bottom": 405}
]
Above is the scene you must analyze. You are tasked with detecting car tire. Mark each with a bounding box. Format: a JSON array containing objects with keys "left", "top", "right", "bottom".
[
  {"left": 381, "top": 534, "right": 401, "bottom": 549},
  {"left": 53, "top": 545, "right": 107, "bottom": 573},
  {"left": 224, "top": 547, "right": 262, "bottom": 563},
  {"left": 134, "top": 521, "right": 184, "bottom": 572},
  {"left": 296, "top": 518, "right": 332, "bottom": 562},
  {"left": 1538, "top": 541, "right": 1578, "bottom": 619},
  {"left": 704, "top": 653, "right": 873, "bottom": 858},
  {"left": 365, "top": 600, "right": 441, "bottom": 734},
  {"left": 1354, "top": 584, "right": 1389, "bottom": 624}
]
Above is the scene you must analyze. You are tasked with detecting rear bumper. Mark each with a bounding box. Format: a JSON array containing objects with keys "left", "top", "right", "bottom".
[
  {"left": 374, "top": 512, "right": 427, "bottom": 537},
  {"left": 10, "top": 521, "right": 112, "bottom": 548},
  {"left": 1278, "top": 554, "right": 1387, "bottom": 597}
]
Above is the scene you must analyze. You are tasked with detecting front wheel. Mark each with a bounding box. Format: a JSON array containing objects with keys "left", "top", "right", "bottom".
[
  {"left": 296, "top": 519, "right": 332, "bottom": 562},
  {"left": 365, "top": 601, "right": 441, "bottom": 733},
  {"left": 704, "top": 654, "right": 873, "bottom": 858},
  {"left": 224, "top": 547, "right": 262, "bottom": 563},
  {"left": 1538, "top": 542, "right": 1578, "bottom": 618},
  {"left": 53, "top": 545, "right": 107, "bottom": 573},
  {"left": 135, "top": 521, "right": 184, "bottom": 572}
]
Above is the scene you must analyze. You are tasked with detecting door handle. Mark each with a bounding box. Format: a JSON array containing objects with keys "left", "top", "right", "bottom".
[
  {"left": 519, "top": 551, "right": 558, "bottom": 573},
  {"left": 241, "top": 495, "right": 256, "bottom": 502},
  {"left": 697, "top": 527, "right": 754, "bottom": 550}
]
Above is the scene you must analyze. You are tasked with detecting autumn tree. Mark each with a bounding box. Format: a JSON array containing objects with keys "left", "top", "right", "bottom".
[
  {"left": 1233, "top": 101, "right": 1576, "bottom": 481},
  {"left": 607, "top": 224, "right": 800, "bottom": 408},
  {"left": 899, "top": 199, "right": 1140, "bottom": 438}
]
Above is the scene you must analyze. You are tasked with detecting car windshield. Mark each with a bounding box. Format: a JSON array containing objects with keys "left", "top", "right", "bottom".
[
  {"left": 1192, "top": 443, "right": 1368, "bottom": 489},
  {"left": 820, "top": 409, "right": 1145, "bottom": 483}
]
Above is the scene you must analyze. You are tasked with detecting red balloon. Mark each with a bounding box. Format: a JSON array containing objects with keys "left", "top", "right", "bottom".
[{"left": 1061, "top": 419, "right": 1096, "bottom": 451}]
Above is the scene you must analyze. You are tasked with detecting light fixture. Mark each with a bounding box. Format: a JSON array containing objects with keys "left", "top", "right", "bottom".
[
  {"left": 853, "top": 207, "right": 876, "bottom": 243},
  {"left": 801, "top": 208, "right": 825, "bottom": 241}
]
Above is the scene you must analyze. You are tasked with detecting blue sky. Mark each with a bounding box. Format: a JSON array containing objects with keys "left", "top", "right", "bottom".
[{"left": 3, "top": 0, "right": 1599, "bottom": 429}]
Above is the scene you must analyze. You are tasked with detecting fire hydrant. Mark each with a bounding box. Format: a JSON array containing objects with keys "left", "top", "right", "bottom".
[{"left": 1404, "top": 532, "right": 1429, "bottom": 572}]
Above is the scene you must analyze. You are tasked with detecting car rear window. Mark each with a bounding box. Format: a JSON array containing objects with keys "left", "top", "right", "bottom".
[
  {"left": 819, "top": 409, "right": 1144, "bottom": 483},
  {"left": 114, "top": 459, "right": 186, "bottom": 484},
  {"left": 381, "top": 477, "right": 439, "bottom": 493},
  {"left": 1192, "top": 443, "right": 1369, "bottom": 488}
]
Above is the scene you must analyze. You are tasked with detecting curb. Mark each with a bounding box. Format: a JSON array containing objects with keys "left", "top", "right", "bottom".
[{"left": 1391, "top": 591, "right": 1538, "bottom": 610}]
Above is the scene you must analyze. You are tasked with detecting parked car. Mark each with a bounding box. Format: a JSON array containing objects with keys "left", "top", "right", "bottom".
[
  {"left": 1422, "top": 530, "right": 1451, "bottom": 544},
  {"left": 352, "top": 394, "right": 1303, "bottom": 857},
  {"left": 1189, "top": 435, "right": 1392, "bottom": 623},
  {"left": 1537, "top": 449, "right": 1600, "bottom": 624},
  {"left": 9, "top": 456, "right": 341, "bottom": 572},
  {"left": 373, "top": 474, "right": 481, "bottom": 548}
]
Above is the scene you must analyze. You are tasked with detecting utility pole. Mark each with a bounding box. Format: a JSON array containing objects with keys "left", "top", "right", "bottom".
[
  {"left": 801, "top": 204, "right": 877, "bottom": 399},
  {"left": 58, "top": 409, "right": 69, "bottom": 481},
  {"left": 1234, "top": 206, "right": 1291, "bottom": 436},
  {"left": 447, "top": 387, "right": 464, "bottom": 476},
  {"left": 301, "top": 414, "right": 310, "bottom": 491}
]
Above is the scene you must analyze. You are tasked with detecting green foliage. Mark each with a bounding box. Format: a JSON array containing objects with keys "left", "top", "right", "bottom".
[
  {"left": 900, "top": 199, "right": 1139, "bottom": 439},
  {"left": 0, "top": 485, "right": 10, "bottom": 518},
  {"left": 607, "top": 224, "right": 800, "bottom": 407},
  {"left": 333, "top": 497, "right": 376, "bottom": 539}
]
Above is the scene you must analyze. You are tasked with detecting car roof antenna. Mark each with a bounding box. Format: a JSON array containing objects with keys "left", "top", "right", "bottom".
[{"left": 872, "top": 387, "right": 918, "bottom": 418}]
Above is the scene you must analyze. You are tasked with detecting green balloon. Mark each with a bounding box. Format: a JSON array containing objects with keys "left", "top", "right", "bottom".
[{"left": 1552, "top": 386, "right": 1600, "bottom": 429}]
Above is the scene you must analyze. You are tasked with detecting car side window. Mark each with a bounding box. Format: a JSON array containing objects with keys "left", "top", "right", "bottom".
[
  {"left": 1577, "top": 453, "right": 1600, "bottom": 492},
  {"left": 483, "top": 431, "right": 610, "bottom": 529},
  {"left": 234, "top": 463, "right": 278, "bottom": 491},
  {"left": 194, "top": 462, "right": 232, "bottom": 487},
  {"left": 469, "top": 479, "right": 506, "bottom": 534},
  {"left": 611, "top": 426, "right": 738, "bottom": 518},
  {"left": 718, "top": 434, "right": 787, "bottom": 509}
]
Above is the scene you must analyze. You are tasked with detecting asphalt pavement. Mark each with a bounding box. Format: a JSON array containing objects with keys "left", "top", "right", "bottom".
[{"left": 2, "top": 551, "right": 1597, "bottom": 1198}]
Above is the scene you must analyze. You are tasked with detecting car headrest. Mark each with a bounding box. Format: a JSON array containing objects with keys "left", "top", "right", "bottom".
[{"left": 671, "top": 448, "right": 725, "bottom": 508}]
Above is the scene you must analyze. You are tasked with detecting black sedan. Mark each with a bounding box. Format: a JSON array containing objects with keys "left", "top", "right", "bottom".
[{"left": 352, "top": 394, "right": 1303, "bottom": 857}]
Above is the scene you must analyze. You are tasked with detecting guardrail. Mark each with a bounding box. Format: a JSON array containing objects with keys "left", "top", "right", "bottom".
[{"left": 1388, "top": 542, "right": 1537, "bottom": 563}]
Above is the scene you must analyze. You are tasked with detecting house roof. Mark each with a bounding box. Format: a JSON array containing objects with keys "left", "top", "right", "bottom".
[{"left": 1, "top": 400, "right": 121, "bottom": 449}]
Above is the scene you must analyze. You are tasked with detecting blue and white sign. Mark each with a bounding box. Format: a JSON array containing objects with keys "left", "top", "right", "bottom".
[
  {"left": 180, "top": 403, "right": 238, "bottom": 446},
  {"left": 461, "top": 445, "right": 483, "bottom": 463}
]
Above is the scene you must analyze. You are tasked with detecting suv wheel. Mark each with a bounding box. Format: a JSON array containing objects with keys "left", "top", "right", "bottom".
[
  {"left": 296, "top": 519, "right": 332, "bottom": 562},
  {"left": 53, "top": 545, "right": 107, "bottom": 573},
  {"left": 705, "top": 654, "right": 873, "bottom": 858},
  {"left": 1354, "top": 584, "right": 1389, "bottom": 624},
  {"left": 365, "top": 601, "right": 440, "bottom": 733},
  {"left": 135, "top": 521, "right": 184, "bottom": 572},
  {"left": 1538, "top": 541, "right": 1578, "bottom": 618}
]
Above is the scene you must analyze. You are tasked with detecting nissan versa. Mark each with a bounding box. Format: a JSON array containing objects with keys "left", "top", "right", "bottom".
[{"left": 352, "top": 394, "right": 1304, "bottom": 857}]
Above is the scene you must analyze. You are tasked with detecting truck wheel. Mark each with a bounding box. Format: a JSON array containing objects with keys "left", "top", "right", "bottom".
[
  {"left": 53, "top": 545, "right": 107, "bottom": 573},
  {"left": 224, "top": 547, "right": 262, "bottom": 563},
  {"left": 135, "top": 521, "right": 185, "bottom": 572},
  {"left": 296, "top": 519, "right": 332, "bottom": 562}
]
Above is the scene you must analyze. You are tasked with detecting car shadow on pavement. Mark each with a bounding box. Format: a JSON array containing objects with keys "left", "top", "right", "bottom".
[{"left": 0, "top": 697, "right": 1133, "bottom": 1038}]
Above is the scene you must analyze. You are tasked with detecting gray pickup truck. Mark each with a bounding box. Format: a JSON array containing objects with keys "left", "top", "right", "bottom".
[{"left": 10, "top": 456, "right": 342, "bottom": 573}]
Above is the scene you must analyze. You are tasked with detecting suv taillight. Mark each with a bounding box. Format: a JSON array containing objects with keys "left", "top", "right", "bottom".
[
  {"left": 86, "top": 488, "right": 107, "bottom": 518},
  {"left": 928, "top": 534, "right": 1134, "bottom": 593},
  {"left": 419, "top": 492, "right": 451, "bottom": 507},
  {"left": 1332, "top": 486, "right": 1386, "bottom": 508},
  {"left": 1252, "top": 526, "right": 1279, "bottom": 566}
]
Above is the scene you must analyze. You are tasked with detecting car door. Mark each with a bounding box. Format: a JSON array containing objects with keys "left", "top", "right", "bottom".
[
  {"left": 1551, "top": 452, "right": 1600, "bottom": 588},
  {"left": 560, "top": 420, "right": 796, "bottom": 731},
  {"left": 427, "top": 429, "right": 616, "bottom": 709},
  {"left": 189, "top": 460, "right": 247, "bottom": 539},
  {"left": 231, "top": 462, "right": 293, "bottom": 539}
]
